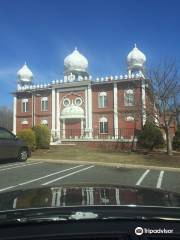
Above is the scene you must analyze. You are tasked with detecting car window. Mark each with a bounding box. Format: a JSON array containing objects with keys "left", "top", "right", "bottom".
[{"left": 0, "top": 129, "right": 15, "bottom": 140}]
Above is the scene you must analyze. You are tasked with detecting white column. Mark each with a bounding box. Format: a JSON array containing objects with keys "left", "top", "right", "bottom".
[
  {"left": 62, "top": 119, "right": 65, "bottom": 138},
  {"left": 142, "top": 79, "right": 146, "bottom": 125},
  {"left": 113, "top": 83, "right": 118, "bottom": 139},
  {"left": 115, "top": 188, "right": 120, "bottom": 205},
  {"left": 154, "top": 102, "right": 159, "bottom": 126},
  {"left": 13, "top": 198, "right": 17, "bottom": 209},
  {"left": 81, "top": 118, "right": 84, "bottom": 137},
  {"left": 32, "top": 92, "right": 35, "bottom": 127},
  {"left": 51, "top": 88, "right": 56, "bottom": 133},
  {"left": 128, "top": 69, "right": 131, "bottom": 76},
  {"left": 56, "top": 92, "right": 60, "bottom": 139},
  {"left": 89, "top": 187, "right": 94, "bottom": 205},
  {"left": 88, "top": 85, "right": 93, "bottom": 138},
  {"left": 85, "top": 87, "right": 88, "bottom": 129},
  {"left": 13, "top": 96, "right": 16, "bottom": 134}
]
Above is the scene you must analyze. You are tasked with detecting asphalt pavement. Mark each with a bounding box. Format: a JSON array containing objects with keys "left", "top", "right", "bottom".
[{"left": 0, "top": 160, "right": 179, "bottom": 193}]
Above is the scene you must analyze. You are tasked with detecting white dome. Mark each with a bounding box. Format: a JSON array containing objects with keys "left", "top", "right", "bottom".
[
  {"left": 17, "top": 62, "right": 33, "bottom": 82},
  {"left": 61, "top": 105, "right": 84, "bottom": 119},
  {"left": 64, "top": 47, "right": 88, "bottom": 73},
  {"left": 127, "top": 44, "right": 146, "bottom": 69}
]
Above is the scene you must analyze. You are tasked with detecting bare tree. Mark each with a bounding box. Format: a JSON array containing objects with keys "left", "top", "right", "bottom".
[
  {"left": 174, "top": 95, "right": 180, "bottom": 126},
  {"left": 0, "top": 106, "right": 13, "bottom": 131},
  {"left": 122, "top": 79, "right": 144, "bottom": 151},
  {"left": 148, "top": 59, "right": 180, "bottom": 155}
]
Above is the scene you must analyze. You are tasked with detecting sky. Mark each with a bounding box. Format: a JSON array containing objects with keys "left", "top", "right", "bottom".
[{"left": 0, "top": 0, "right": 180, "bottom": 108}]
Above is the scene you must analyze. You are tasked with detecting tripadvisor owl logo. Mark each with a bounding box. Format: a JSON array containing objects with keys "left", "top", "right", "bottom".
[
  {"left": 135, "top": 226, "right": 174, "bottom": 235},
  {"left": 135, "top": 227, "right": 143, "bottom": 236}
]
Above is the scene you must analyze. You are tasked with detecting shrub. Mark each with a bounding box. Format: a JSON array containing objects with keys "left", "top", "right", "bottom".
[
  {"left": 32, "top": 124, "right": 51, "bottom": 149},
  {"left": 173, "top": 127, "right": 180, "bottom": 150},
  {"left": 17, "top": 129, "right": 36, "bottom": 150},
  {"left": 137, "top": 121, "right": 164, "bottom": 151}
]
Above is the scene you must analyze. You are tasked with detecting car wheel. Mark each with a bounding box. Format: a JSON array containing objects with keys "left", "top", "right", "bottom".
[{"left": 17, "top": 148, "right": 28, "bottom": 162}]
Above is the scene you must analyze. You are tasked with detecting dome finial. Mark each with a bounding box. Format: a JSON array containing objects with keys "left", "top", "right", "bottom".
[
  {"left": 75, "top": 46, "right": 78, "bottom": 51},
  {"left": 25, "top": 61, "right": 27, "bottom": 65},
  {"left": 134, "top": 43, "right": 137, "bottom": 48}
]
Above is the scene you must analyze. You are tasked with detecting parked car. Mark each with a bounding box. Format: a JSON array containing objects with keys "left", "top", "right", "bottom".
[{"left": 0, "top": 127, "right": 31, "bottom": 161}]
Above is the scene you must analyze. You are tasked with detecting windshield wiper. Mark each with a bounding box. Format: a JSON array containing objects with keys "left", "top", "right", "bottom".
[
  {"left": 1, "top": 205, "right": 180, "bottom": 225},
  {"left": 16, "top": 211, "right": 99, "bottom": 223},
  {"left": 0, "top": 209, "right": 100, "bottom": 225}
]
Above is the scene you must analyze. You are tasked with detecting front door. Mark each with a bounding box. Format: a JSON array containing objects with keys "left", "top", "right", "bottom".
[{"left": 65, "top": 119, "right": 81, "bottom": 139}]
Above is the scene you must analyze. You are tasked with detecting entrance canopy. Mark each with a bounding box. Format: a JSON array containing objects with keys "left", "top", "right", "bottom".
[{"left": 61, "top": 105, "right": 84, "bottom": 119}]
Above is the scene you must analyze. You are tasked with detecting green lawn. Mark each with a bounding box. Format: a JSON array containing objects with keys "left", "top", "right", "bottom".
[{"left": 31, "top": 145, "right": 180, "bottom": 168}]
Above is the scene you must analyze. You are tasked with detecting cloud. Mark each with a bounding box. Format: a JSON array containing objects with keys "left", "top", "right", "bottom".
[
  {"left": 32, "top": 69, "right": 61, "bottom": 84},
  {"left": 0, "top": 66, "right": 62, "bottom": 88},
  {"left": 0, "top": 66, "right": 18, "bottom": 88}
]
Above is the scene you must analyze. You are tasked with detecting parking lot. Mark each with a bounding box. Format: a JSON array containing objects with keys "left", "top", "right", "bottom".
[{"left": 0, "top": 160, "right": 179, "bottom": 193}]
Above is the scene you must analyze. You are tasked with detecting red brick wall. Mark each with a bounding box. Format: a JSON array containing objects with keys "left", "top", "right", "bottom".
[
  {"left": 16, "top": 93, "right": 32, "bottom": 133},
  {"left": 16, "top": 117, "right": 32, "bottom": 133},
  {"left": 34, "top": 90, "right": 52, "bottom": 128},
  {"left": 15, "top": 79, "right": 154, "bottom": 138},
  {"left": 16, "top": 90, "right": 52, "bottom": 132},
  {"left": 59, "top": 91, "right": 85, "bottom": 111},
  {"left": 92, "top": 83, "right": 114, "bottom": 136},
  {"left": 61, "top": 140, "right": 134, "bottom": 151},
  {"left": 117, "top": 81, "right": 142, "bottom": 131}
]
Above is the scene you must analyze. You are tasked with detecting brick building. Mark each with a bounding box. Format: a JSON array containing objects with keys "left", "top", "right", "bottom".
[{"left": 13, "top": 45, "right": 152, "bottom": 144}]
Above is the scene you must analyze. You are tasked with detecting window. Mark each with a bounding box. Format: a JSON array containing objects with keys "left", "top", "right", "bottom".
[
  {"left": 124, "top": 89, "right": 134, "bottom": 106},
  {"left": 21, "top": 118, "right": 28, "bottom": 125},
  {"left": 125, "top": 115, "right": 135, "bottom": 121},
  {"left": 22, "top": 99, "right": 29, "bottom": 112},
  {"left": 98, "top": 92, "right": 107, "bottom": 108},
  {"left": 41, "top": 97, "right": 48, "bottom": 111},
  {"left": 0, "top": 128, "right": 14, "bottom": 140},
  {"left": 99, "top": 117, "right": 108, "bottom": 133},
  {"left": 41, "top": 119, "right": 48, "bottom": 126},
  {"left": 63, "top": 98, "right": 70, "bottom": 107},
  {"left": 75, "top": 97, "right": 82, "bottom": 106}
]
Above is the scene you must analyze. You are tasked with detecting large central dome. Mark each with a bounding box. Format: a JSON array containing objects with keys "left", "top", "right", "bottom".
[{"left": 64, "top": 47, "right": 88, "bottom": 73}]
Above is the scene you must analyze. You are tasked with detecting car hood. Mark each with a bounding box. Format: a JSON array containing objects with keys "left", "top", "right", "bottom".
[{"left": 0, "top": 185, "right": 180, "bottom": 211}]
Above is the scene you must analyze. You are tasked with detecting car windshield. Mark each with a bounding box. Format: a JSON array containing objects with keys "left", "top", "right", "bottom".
[{"left": 0, "top": 0, "right": 180, "bottom": 213}]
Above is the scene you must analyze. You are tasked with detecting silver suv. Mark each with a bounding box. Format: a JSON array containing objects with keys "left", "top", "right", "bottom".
[{"left": 0, "top": 127, "right": 31, "bottom": 161}]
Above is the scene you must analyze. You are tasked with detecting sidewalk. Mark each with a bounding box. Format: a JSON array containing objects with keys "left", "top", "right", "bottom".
[{"left": 29, "top": 158, "right": 180, "bottom": 172}]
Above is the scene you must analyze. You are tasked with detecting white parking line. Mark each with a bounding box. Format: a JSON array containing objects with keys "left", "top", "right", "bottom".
[
  {"left": 42, "top": 165, "right": 95, "bottom": 186},
  {"left": 136, "top": 169, "right": 150, "bottom": 186},
  {"left": 0, "top": 165, "right": 84, "bottom": 192},
  {"left": 156, "top": 171, "right": 164, "bottom": 189},
  {"left": 0, "top": 162, "right": 42, "bottom": 172},
  {"left": 0, "top": 162, "right": 26, "bottom": 169}
]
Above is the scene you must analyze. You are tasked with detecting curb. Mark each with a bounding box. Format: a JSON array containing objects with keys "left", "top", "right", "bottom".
[{"left": 29, "top": 158, "right": 180, "bottom": 172}]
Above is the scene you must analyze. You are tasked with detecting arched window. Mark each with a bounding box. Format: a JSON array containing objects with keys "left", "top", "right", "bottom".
[
  {"left": 21, "top": 99, "right": 29, "bottom": 112},
  {"left": 98, "top": 92, "right": 107, "bottom": 108},
  {"left": 41, "top": 97, "right": 48, "bottom": 111},
  {"left": 41, "top": 119, "right": 48, "bottom": 126},
  {"left": 21, "top": 118, "right": 28, "bottom": 125},
  {"left": 126, "top": 115, "right": 135, "bottom": 121},
  {"left": 99, "top": 117, "right": 108, "bottom": 133},
  {"left": 124, "top": 89, "right": 134, "bottom": 106}
]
